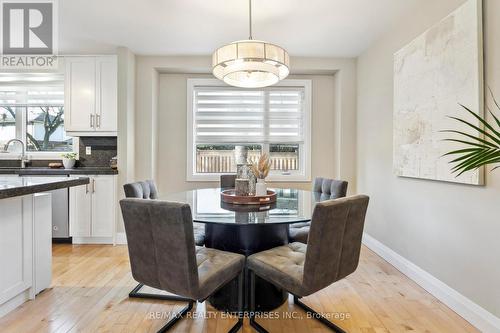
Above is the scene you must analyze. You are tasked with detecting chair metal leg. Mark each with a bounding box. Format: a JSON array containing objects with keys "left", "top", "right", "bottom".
[
  {"left": 157, "top": 300, "right": 194, "bottom": 333},
  {"left": 228, "top": 271, "right": 244, "bottom": 333},
  {"left": 129, "top": 283, "right": 194, "bottom": 332},
  {"left": 131, "top": 275, "right": 245, "bottom": 333},
  {"left": 129, "top": 283, "right": 191, "bottom": 302},
  {"left": 293, "top": 295, "right": 347, "bottom": 333},
  {"left": 248, "top": 270, "right": 270, "bottom": 333}
]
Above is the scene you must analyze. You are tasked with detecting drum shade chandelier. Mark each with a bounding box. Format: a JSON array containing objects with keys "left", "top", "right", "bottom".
[{"left": 212, "top": 0, "right": 290, "bottom": 88}]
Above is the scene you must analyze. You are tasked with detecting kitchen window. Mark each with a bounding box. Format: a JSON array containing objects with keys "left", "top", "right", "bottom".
[
  {"left": 0, "top": 74, "right": 77, "bottom": 159},
  {"left": 187, "top": 79, "right": 311, "bottom": 181}
]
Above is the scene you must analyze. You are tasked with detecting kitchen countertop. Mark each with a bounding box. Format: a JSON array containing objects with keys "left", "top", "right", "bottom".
[
  {"left": 0, "top": 176, "right": 90, "bottom": 199},
  {"left": 0, "top": 167, "right": 118, "bottom": 175}
]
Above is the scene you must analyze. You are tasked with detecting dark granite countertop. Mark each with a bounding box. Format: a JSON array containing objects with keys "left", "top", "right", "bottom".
[
  {"left": 0, "top": 167, "right": 118, "bottom": 175},
  {"left": 0, "top": 176, "right": 90, "bottom": 199}
]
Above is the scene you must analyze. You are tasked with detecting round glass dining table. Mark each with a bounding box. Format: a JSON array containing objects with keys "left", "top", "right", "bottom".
[{"left": 159, "top": 187, "right": 321, "bottom": 312}]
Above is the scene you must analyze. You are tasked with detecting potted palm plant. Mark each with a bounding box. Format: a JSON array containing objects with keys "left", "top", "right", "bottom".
[{"left": 442, "top": 89, "right": 500, "bottom": 176}]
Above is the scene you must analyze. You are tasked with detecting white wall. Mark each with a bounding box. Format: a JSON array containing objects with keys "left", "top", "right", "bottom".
[
  {"left": 357, "top": 0, "right": 500, "bottom": 318},
  {"left": 116, "top": 47, "right": 136, "bottom": 232},
  {"left": 157, "top": 73, "right": 337, "bottom": 194},
  {"left": 134, "top": 56, "right": 358, "bottom": 193}
]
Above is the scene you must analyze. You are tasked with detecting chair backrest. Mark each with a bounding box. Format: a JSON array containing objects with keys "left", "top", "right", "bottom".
[
  {"left": 120, "top": 198, "right": 199, "bottom": 297},
  {"left": 312, "top": 177, "right": 348, "bottom": 200},
  {"left": 220, "top": 174, "right": 237, "bottom": 189},
  {"left": 123, "top": 180, "right": 158, "bottom": 199},
  {"left": 302, "top": 195, "right": 369, "bottom": 293}
]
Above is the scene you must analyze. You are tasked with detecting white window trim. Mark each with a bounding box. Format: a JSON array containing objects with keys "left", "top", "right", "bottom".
[
  {"left": 186, "top": 78, "right": 312, "bottom": 182},
  {"left": 0, "top": 138, "right": 79, "bottom": 160},
  {"left": 0, "top": 81, "right": 76, "bottom": 160}
]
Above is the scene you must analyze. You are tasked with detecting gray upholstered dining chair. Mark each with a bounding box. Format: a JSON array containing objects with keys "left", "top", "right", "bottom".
[
  {"left": 288, "top": 177, "right": 348, "bottom": 244},
  {"left": 123, "top": 180, "right": 205, "bottom": 246},
  {"left": 120, "top": 199, "right": 245, "bottom": 332},
  {"left": 220, "top": 174, "right": 237, "bottom": 189},
  {"left": 248, "top": 195, "right": 369, "bottom": 333},
  {"left": 123, "top": 180, "right": 158, "bottom": 199}
]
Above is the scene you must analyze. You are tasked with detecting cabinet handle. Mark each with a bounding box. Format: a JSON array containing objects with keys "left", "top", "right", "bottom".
[
  {"left": 96, "top": 114, "right": 101, "bottom": 128},
  {"left": 85, "top": 183, "right": 89, "bottom": 194},
  {"left": 90, "top": 114, "right": 94, "bottom": 128},
  {"left": 92, "top": 179, "right": 96, "bottom": 193}
]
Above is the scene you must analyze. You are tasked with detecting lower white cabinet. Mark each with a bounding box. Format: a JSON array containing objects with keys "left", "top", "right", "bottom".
[
  {"left": 34, "top": 193, "right": 52, "bottom": 295},
  {"left": 0, "top": 193, "right": 52, "bottom": 317},
  {"left": 0, "top": 196, "right": 33, "bottom": 317},
  {"left": 70, "top": 175, "right": 116, "bottom": 243}
]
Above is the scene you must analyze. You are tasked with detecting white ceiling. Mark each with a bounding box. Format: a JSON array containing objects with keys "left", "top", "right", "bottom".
[{"left": 59, "top": 0, "right": 420, "bottom": 57}]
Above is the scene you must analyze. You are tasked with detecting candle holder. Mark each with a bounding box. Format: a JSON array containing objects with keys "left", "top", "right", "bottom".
[{"left": 235, "top": 178, "right": 250, "bottom": 196}]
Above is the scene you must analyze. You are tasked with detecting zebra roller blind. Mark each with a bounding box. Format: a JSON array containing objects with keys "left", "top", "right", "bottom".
[{"left": 193, "top": 86, "right": 305, "bottom": 144}]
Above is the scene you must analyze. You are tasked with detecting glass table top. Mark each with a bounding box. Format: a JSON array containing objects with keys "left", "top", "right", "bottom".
[{"left": 159, "top": 188, "right": 321, "bottom": 225}]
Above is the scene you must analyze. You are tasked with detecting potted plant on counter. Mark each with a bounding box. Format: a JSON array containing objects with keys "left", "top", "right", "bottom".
[
  {"left": 61, "top": 152, "right": 78, "bottom": 169},
  {"left": 251, "top": 153, "right": 271, "bottom": 196}
]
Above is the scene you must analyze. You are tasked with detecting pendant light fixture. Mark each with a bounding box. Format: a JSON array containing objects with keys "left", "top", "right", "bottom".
[{"left": 212, "top": 0, "right": 290, "bottom": 88}]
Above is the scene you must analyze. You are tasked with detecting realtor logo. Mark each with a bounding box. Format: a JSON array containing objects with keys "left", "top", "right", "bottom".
[
  {"left": 3, "top": 2, "right": 53, "bottom": 54},
  {"left": 0, "top": 0, "right": 57, "bottom": 68}
]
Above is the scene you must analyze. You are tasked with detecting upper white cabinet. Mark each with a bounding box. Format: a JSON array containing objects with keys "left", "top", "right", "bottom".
[
  {"left": 64, "top": 56, "right": 117, "bottom": 135},
  {"left": 95, "top": 57, "right": 118, "bottom": 132}
]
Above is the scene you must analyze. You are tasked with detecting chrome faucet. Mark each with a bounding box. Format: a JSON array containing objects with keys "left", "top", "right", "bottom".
[{"left": 3, "top": 139, "right": 29, "bottom": 168}]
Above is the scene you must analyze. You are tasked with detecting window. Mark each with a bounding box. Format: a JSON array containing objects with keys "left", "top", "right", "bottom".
[
  {"left": 0, "top": 74, "right": 76, "bottom": 158},
  {"left": 187, "top": 79, "right": 311, "bottom": 181}
]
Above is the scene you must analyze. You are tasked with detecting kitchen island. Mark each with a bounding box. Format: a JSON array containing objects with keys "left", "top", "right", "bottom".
[{"left": 0, "top": 176, "right": 90, "bottom": 317}]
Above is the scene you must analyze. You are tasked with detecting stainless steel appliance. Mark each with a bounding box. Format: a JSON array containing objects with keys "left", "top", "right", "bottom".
[{"left": 30, "top": 175, "right": 70, "bottom": 240}]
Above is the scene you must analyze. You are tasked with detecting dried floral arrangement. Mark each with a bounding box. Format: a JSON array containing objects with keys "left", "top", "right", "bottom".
[{"left": 251, "top": 153, "right": 271, "bottom": 179}]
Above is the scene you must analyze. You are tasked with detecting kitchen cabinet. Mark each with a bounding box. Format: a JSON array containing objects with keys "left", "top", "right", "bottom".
[
  {"left": 69, "top": 175, "right": 116, "bottom": 243},
  {"left": 0, "top": 193, "right": 52, "bottom": 317},
  {"left": 64, "top": 56, "right": 117, "bottom": 135},
  {"left": 0, "top": 196, "right": 33, "bottom": 317},
  {"left": 34, "top": 193, "right": 52, "bottom": 295},
  {"left": 0, "top": 177, "right": 87, "bottom": 317}
]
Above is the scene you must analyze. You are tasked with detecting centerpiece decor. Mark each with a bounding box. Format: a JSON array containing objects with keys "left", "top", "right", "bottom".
[
  {"left": 221, "top": 153, "right": 276, "bottom": 205},
  {"left": 220, "top": 188, "right": 276, "bottom": 205},
  {"left": 251, "top": 153, "right": 271, "bottom": 196}
]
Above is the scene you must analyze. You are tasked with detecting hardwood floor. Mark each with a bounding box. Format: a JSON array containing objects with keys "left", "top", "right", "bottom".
[{"left": 0, "top": 244, "right": 478, "bottom": 333}]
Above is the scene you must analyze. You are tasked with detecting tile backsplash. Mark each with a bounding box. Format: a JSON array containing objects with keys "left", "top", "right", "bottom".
[{"left": 77, "top": 137, "right": 117, "bottom": 167}]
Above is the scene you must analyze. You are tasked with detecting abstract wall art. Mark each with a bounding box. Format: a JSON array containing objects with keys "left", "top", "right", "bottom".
[{"left": 393, "top": 0, "right": 484, "bottom": 185}]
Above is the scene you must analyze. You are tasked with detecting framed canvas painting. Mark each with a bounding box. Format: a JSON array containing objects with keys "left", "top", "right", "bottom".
[{"left": 393, "top": 0, "right": 484, "bottom": 185}]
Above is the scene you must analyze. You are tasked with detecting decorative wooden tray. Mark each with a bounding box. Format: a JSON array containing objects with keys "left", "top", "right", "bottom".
[
  {"left": 221, "top": 201, "right": 276, "bottom": 212},
  {"left": 221, "top": 189, "right": 277, "bottom": 205}
]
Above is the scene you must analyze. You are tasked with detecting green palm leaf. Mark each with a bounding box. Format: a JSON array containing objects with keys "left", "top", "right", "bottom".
[
  {"left": 443, "top": 94, "right": 500, "bottom": 176},
  {"left": 487, "top": 106, "right": 500, "bottom": 128},
  {"left": 488, "top": 87, "right": 500, "bottom": 127},
  {"left": 449, "top": 150, "right": 485, "bottom": 164},
  {"left": 442, "top": 148, "right": 481, "bottom": 156},
  {"left": 440, "top": 129, "right": 497, "bottom": 148},
  {"left": 451, "top": 150, "right": 498, "bottom": 174},
  {"left": 442, "top": 139, "right": 492, "bottom": 149}
]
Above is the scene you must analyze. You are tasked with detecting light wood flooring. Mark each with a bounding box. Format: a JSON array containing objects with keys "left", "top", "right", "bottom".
[{"left": 0, "top": 244, "right": 479, "bottom": 333}]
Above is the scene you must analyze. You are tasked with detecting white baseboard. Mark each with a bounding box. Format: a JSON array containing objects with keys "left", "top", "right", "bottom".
[
  {"left": 0, "top": 290, "right": 30, "bottom": 318},
  {"left": 362, "top": 233, "right": 500, "bottom": 333},
  {"left": 115, "top": 232, "right": 127, "bottom": 245}
]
